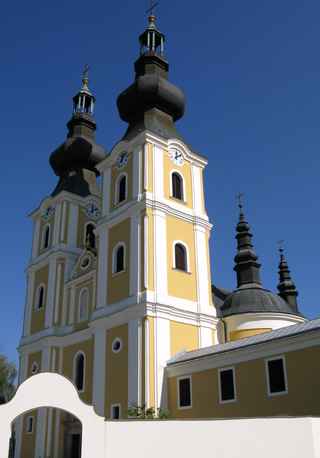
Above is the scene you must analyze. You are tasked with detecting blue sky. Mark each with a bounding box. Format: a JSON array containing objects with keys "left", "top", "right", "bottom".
[{"left": 1, "top": 0, "right": 319, "bottom": 367}]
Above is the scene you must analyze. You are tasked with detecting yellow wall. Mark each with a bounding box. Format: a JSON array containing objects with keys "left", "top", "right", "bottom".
[
  {"left": 168, "top": 344, "right": 320, "bottom": 419},
  {"left": 107, "top": 219, "right": 130, "bottom": 305},
  {"left": 30, "top": 265, "right": 49, "bottom": 335},
  {"left": 105, "top": 323, "right": 128, "bottom": 419},
  {"left": 230, "top": 328, "right": 272, "bottom": 341},
  {"left": 170, "top": 321, "right": 199, "bottom": 358},
  {"left": 141, "top": 209, "right": 154, "bottom": 292},
  {"left": 163, "top": 149, "right": 193, "bottom": 208},
  {"left": 37, "top": 214, "right": 54, "bottom": 256},
  {"left": 166, "top": 216, "right": 197, "bottom": 301},
  {"left": 73, "top": 278, "right": 94, "bottom": 332},
  {"left": 199, "top": 168, "right": 207, "bottom": 215},
  {"left": 20, "top": 410, "right": 38, "bottom": 458}
]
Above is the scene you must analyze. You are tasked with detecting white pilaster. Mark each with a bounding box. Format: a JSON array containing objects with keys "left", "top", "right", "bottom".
[
  {"left": 132, "top": 145, "right": 142, "bottom": 198},
  {"left": 52, "top": 202, "right": 62, "bottom": 246},
  {"left": 18, "top": 354, "right": 28, "bottom": 385},
  {"left": 96, "top": 228, "right": 108, "bottom": 309},
  {"left": 60, "top": 201, "right": 67, "bottom": 242},
  {"left": 154, "top": 316, "right": 170, "bottom": 410},
  {"left": 34, "top": 408, "right": 47, "bottom": 458},
  {"left": 191, "top": 163, "right": 203, "bottom": 215},
  {"left": 45, "top": 260, "right": 57, "bottom": 328},
  {"left": 129, "top": 211, "right": 141, "bottom": 298},
  {"left": 69, "top": 284, "right": 76, "bottom": 325},
  {"left": 194, "top": 225, "right": 211, "bottom": 314},
  {"left": 128, "top": 318, "right": 142, "bottom": 407},
  {"left": 22, "top": 271, "right": 35, "bottom": 337},
  {"left": 92, "top": 329, "right": 106, "bottom": 416},
  {"left": 31, "top": 219, "right": 40, "bottom": 260},
  {"left": 54, "top": 263, "right": 61, "bottom": 324},
  {"left": 101, "top": 167, "right": 111, "bottom": 217},
  {"left": 144, "top": 215, "right": 149, "bottom": 289},
  {"left": 144, "top": 318, "right": 150, "bottom": 407},
  {"left": 67, "top": 203, "right": 79, "bottom": 246},
  {"left": 153, "top": 209, "right": 167, "bottom": 296},
  {"left": 144, "top": 142, "right": 149, "bottom": 191},
  {"left": 153, "top": 144, "right": 163, "bottom": 199}
]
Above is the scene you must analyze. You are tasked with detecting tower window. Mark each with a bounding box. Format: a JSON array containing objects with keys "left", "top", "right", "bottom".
[
  {"left": 79, "top": 288, "right": 88, "bottom": 322},
  {"left": 175, "top": 244, "right": 186, "bottom": 271},
  {"left": 111, "top": 403, "right": 121, "bottom": 419},
  {"left": 265, "top": 356, "right": 288, "bottom": 396},
  {"left": 178, "top": 375, "right": 192, "bottom": 409},
  {"left": 172, "top": 172, "right": 183, "bottom": 201},
  {"left": 26, "top": 416, "right": 34, "bottom": 434},
  {"left": 41, "top": 225, "right": 50, "bottom": 250},
  {"left": 218, "top": 367, "right": 236, "bottom": 403},
  {"left": 35, "top": 285, "right": 45, "bottom": 309},
  {"left": 74, "top": 353, "right": 85, "bottom": 392},
  {"left": 119, "top": 176, "right": 126, "bottom": 202},
  {"left": 116, "top": 245, "right": 124, "bottom": 273},
  {"left": 85, "top": 223, "right": 96, "bottom": 249}
]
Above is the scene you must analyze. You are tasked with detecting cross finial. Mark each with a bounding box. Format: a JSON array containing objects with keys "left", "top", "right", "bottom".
[
  {"left": 277, "top": 237, "right": 284, "bottom": 251},
  {"left": 82, "top": 64, "right": 91, "bottom": 85},
  {"left": 235, "top": 191, "right": 244, "bottom": 209},
  {"left": 146, "top": 1, "right": 159, "bottom": 23}
]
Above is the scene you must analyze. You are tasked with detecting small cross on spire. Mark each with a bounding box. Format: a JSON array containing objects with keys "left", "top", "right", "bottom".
[
  {"left": 82, "top": 64, "right": 91, "bottom": 85},
  {"left": 146, "top": 1, "right": 159, "bottom": 23},
  {"left": 235, "top": 191, "right": 244, "bottom": 209},
  {"left": 277, "top": 237, "right": 284, "bottom": 251}
]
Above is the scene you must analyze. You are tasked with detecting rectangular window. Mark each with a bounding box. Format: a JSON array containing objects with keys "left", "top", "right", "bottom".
[
  {"left": 26, "top": 416, "right": 34, "bottom": 434},
  {"left": 265, "top": 356, "right": 288, "bottom": 396},
  {"left": 111, "top": 403, "right": 121, "bottom": 419},
  {"left": 218, "top": 367, "right": 236, "bottom": 403},
  {"left": 178, "top": 375, "right": 192, "bottom": 409}
]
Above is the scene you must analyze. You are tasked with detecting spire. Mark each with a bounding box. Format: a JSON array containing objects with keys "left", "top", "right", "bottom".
[
  {"left": 277, "top": 239, "right": 299, "bottom": 313},
  {"left": 233, "top": 193, "right": 262, "bottom": 288},
  {"left": 116, "top": 7, "right": 186, "bottom": 143},
  {"left": 49, "top": 69, "right": 106, "bottom": 197}
]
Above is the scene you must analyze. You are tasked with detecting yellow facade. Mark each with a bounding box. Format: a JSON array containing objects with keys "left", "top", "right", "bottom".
[
  {"left": 170, "top": 321, "right": 199, "bottom": 357},
  {"left": 230, "top": 328, "right": 272, "bottom": 341},
  {"left": 163, "top": 149, "right": 193, "bottom": 208}
]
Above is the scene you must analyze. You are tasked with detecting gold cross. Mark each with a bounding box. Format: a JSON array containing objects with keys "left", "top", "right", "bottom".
[{"left": 82, "top": 64, "right": 91, "bottom": 84}]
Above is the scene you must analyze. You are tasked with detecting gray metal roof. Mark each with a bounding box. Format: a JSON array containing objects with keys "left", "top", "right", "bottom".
[{"left": 167, "top": 318, "right": 319, "bottom": 366}]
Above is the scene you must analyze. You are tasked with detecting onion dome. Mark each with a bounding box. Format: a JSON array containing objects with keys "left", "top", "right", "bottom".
[
  {"left": 116, "top": 8, "right": 186, "bottom": 143},
  {"left": 277, "top": 239, "right": 299, "bottom": 314},
  {"left": 49, "top": 67, "right": 106, "bottom": 197},
  {"left": 220, "top": 195, "right": 300, "bottom": 317}
]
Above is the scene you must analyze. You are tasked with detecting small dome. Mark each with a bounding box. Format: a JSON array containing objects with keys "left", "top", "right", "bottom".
[{"left": 220, "top": 284, "right": 300, "bottom": 317}]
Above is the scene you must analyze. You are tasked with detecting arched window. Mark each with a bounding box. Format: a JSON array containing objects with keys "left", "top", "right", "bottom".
[
  {"left": 74, "top": 352, "right": 85, "bottom": 392},
  {"left": 175, "top": 244, "right": 187, "bottom": 271},
  {"left": 172, "top": 173, "right": 183, "bottom": 201},
  {"left": 35, "top": 284, "right": 45, "bottom": 309},
  {"left": 41, "top": 224, "right": 50, "bottom": 250},
  {"left": 112, "top": 243, "right": 126, "bottom": 274},
  {"left": 79, "top": 288, "right": 88, "bottom": 322},
  {"left": 85, "top": 223, "right": 96, "bottom": 249},
  {"left": 119, "top": 176, "right": 126, "bottom": 203},
  {"left": 116, "top": 245, "right": 124, "bottom": 273}
]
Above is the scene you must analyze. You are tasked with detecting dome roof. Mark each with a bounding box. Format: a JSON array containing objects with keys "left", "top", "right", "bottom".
[{"left": 220, "top": 283, "right": 301, "bottom": 317}]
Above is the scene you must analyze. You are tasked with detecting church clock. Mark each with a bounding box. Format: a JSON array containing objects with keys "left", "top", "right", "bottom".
[{"left": 85, "top": 203, "right": 99, "bottom": 219}]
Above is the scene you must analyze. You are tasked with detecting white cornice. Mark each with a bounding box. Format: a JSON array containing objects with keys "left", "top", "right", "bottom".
[{"left": 25, "top": 245, "right": 81, "bottom": 273}]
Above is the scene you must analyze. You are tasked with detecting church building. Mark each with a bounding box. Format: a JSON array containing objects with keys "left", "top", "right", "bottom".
[{"left": 14, "top": 10, "right": 313, "bottom": 458}]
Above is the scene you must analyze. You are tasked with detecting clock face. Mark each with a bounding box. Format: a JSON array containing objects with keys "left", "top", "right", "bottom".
[
  {"left": 43, "top": 205, "right": 52, "bottom": 221},
  {"left": 116, "top": 150, "right": 128, "bottom": 170},
  {"left": 169, "top": 148, "right": 184, "bottom": 167},
  {"left": 85, "top": 203, "right": 99, "bottom": 219}
]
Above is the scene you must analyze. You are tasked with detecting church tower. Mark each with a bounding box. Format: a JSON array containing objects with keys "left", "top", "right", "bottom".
[{"left": 16, "top": 12, "right": 217, "bottom": 458}]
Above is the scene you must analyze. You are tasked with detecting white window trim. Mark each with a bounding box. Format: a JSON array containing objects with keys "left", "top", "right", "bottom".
[
  {"left": 218, "top": 366, "right": 237, "bottom": 404},
  {"left": 265, "top": 355, "right": 288, "bottom": 397},
  {"left": 112, "top": 337, "right": 123, "bottom": 354},
  {"left": 26, "top": 415, "right": 34, "bottom": 434},
  {"left": 112, "top": 242, "right": 126, "bottom": 274},
  {"left": 169, "top": 169, "right": 186, "bottom": 202},
  {"left": 84, "top": 221, "right": 96, "bottom": 248},
  {"left": 31, "top": 362, "right": 38, "bottom": 375},
  {"left": 111, "top": 403, "right": 121, "bottom": 419},
  {"left": 114, "top": 172, "right": 128, "bottom": 206},
  {"left": 172, "top": 240, "right": 190, "bottom": 273},
  {"left": 41, "top": 223, "right": 51, "bottom": 250},
  {"left": 35, "top": 283, "right": 45, "bottom": 310},
  {"left": 177, "top": 375, "right": 193, "bottom": 410},
  {"left": 78, "top": 287, "right": 89, "bottom": 322},
  {"left": 73, "top": 351, "right": 85, "bottom": 393}
]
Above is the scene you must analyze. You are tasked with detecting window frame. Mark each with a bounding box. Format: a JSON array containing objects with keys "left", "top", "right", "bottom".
[
  {"left": 177, "top": 375, "right": 193, "bottom": 410},
  {"left": 111, "top": 403, "right": 121, "bottom": 419},
  {"left": 35, "top": 284, "right": 45, "bottom": 310},
  {"left": 265, "top": 355, "right": 288, "bottom": 397},
  {"left": 172, "top": 241, "right": 190, "bottom": 273},
  {"left": 218, "top": 366, "right": 237, "bottom": 404},
  {"left": 73, "top": 351, "right": 85, "bottom": 393},
  {"left": 169, "top": 170, "right": 186, "bottom": 203},
  {"left": 78, "top": 287, "right": 89, "bottom": 322},
  {"left": 41, "top": 223, "right": 51, "bottom": 250},
  {"left": 26, "top": 416, "right": 34, "bottom": 434},
  {"left": 115, "top": 172, "right": 128, "bottom": 206},
  {"left": 112, "top": 242, "right": 126, "bottom": 275}
]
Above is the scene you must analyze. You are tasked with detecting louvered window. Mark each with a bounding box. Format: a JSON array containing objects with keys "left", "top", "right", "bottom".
[
  {"left": 44, "top": 226, "right": 50, "bottom": 249},
  {"left": 119, "top": 176, "right": 126, "bottom": 203},
  {"left": 175, "top": 244, "right": 186, "bottom": 271},
  {"left": 116, "top": 246, "right": 124, "bottom": 273},
  {"left": 172, "top": 173, "right": 182, "bottom": 200},
  {"left": 75, "top": 354, "right": 84, "bottom": 391}
]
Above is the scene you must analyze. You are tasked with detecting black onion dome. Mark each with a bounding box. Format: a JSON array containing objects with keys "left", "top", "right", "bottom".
[
  {"left": 49, "top": 78, "right": 106, "bottom": 198},
  {"left": 116, "top": 15, "right": 187, "bottom": 143},
  {"left": 221, "top": 284, "right": 297, "bottom": 317}
]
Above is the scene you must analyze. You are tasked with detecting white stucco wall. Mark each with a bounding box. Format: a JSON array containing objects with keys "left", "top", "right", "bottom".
[{"left": 1, "top": 372, "right": 320, "bottom": 458}]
